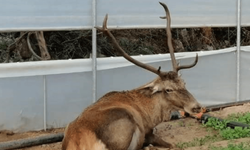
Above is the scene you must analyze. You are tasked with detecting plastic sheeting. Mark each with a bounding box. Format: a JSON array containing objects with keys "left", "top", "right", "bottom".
[
  {"left": 0, "top": 0, "right": 250, "bottom": 31},
  {"left": 1, "top": 46, "right": 249, "bottom": 132},
  {"left": 240, "top": 47, "right": 250, "bottom": 101},
  {"left": 0, "top": 0, "right": 249, "bottom": 132}
]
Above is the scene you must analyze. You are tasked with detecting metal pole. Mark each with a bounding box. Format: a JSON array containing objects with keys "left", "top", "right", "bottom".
[
  {"left": 92, "top": 0, "right": 97, "bottom": 103},
  {"left": 236, "top": 0, "right": 241, "bottom": 102},
  {"left": 43, "top": 75, "right": 47, "bottom": 131}
]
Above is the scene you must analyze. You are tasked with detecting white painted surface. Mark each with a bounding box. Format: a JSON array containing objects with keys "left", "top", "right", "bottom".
[
  {"left": 0, "top": 0, "right": 249, "bottom": 31},
  {"left": 1, "top": 47, "right": 249, "bottom": 132}
]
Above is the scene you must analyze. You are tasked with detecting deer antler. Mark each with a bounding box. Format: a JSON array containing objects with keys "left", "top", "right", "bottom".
[
  {"left": 96, "top": 14, "right": 168, "bottom": 78},
  {"left": 159, "top": 2, "right": 198, "bottom": 72}
]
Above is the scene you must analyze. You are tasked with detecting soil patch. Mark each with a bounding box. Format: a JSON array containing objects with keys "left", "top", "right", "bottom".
[{"left": 1, "top": 104, "right": 250, "bottom": 150}]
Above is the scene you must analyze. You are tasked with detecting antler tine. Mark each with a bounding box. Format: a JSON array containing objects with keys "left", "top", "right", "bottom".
[
  {"left": 96, "top": 14, "right": 165, "bottom": 77},
  {"left": 159, "top": 2, "right": 198, "bottom": 72},
  {"left": 177, "top": 53, "right": 198, "bottom": 72},
  {"left": 159, "top": 2, "right": 178, "bottom": 72},
  {"left": 95, "top": 14, "right": 108, "bottom": 32}
]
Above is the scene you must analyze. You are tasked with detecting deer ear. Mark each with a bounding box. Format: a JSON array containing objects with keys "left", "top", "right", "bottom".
[
  {"left": 152, "top": 85, "right": 161, "bottom": 94},
  {"left": 144, "top": 82, "right": 162, "bottom": 94}
]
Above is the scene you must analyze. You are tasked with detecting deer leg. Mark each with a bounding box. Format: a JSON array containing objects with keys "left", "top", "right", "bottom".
[
  {"left": 144, "top": 129, "right": 173, "bottom": 149},
  {"left": 96, "top": 108, "right": 145, "bottom": 150}
]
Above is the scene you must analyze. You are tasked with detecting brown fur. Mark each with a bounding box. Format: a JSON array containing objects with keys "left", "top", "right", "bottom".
[
  {"left": 63, "top": 2, "right": 202, "bottom": 149},
  {"left": 62, "top": 73, "right": 202, "bottom": 150}
]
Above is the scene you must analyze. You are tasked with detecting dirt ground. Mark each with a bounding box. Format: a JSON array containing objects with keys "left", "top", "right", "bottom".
[{"left": 1, "top": 104, "right": 250, "bottom": 150}]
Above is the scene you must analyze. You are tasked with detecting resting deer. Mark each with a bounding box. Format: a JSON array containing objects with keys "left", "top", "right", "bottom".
[{"left": 62, "top": 2, "right": 202, "bottom": 150}]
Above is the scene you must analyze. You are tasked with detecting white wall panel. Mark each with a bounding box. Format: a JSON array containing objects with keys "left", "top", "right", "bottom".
[
  {"left": 0, "top": 76, "right": 44, "bottom": 132},
  {"left": 0, "top": 0, "right": 92, "bottom": 31},
  {"left": 97, "top": 0, "right": 238, "bottom": 29},
  {"left": 46, "top": 72, "right": 92, "bottom": 129},
  {"left": 1, "top": 0, "right": 248, "bottom": 31},
  {"left": 181, "top": 50, "right": 237, "bottom": 106},
  {"left": 240, "top": 47, "right": 250, "bottom": 101},
  {"left": 242, "top": 0, "right": 250, "bottom": 26},
  {"left": 0, "top": 47, "right": 246, "bottom": 132}
]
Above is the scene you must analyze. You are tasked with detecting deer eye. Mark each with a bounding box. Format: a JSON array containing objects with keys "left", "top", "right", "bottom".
[{"left": 165, "top": 89, "right": 173, "bottom": 93}]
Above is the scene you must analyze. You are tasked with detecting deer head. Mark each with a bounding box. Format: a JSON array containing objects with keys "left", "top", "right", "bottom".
[{"left": 96, "top": 2, "right": 201, "bottom": 116}]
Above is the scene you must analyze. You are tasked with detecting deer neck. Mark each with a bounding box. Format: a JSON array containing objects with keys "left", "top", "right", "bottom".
[
  {"left": 151, "top": 93, "right": 174, "bottom": 124},
  {"left": 130, "top": 90, "right": 171, "bottom": 130}
]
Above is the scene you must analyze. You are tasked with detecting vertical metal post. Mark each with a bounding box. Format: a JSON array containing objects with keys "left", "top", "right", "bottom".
[
  {"left": 92, "top": 0, "right": 97, "bottom": 103},
  {"left": 236, "top": 0, "right": 241, "bottom": 102},
  {"left": 43, "top": 75, "right": 47, "bottom": 131}
]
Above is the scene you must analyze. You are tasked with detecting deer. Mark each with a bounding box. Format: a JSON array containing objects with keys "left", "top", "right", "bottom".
[{"left": 62, "top": 2, "right": 203, "bottom": 150}]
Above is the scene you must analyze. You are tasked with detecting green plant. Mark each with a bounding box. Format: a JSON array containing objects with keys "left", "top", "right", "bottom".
[
  {"left": 177, "top": 113, "right": 250, "bottom": 149},
  {"left": 227, "top": 112, "right": 250, "bottom": 125},
  {"left": 209, "top": 142, "right": 250, "bottom": 150},
  {"left": 204, "top": 113, "right": 250, "bottom": 140},
  {"left": 204, "top": 117, "right": 228, "bottom": 130},
  {"left": 220, "top": 127, "right": 250, "bottom": 140}
]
